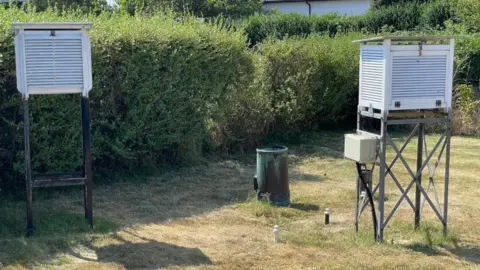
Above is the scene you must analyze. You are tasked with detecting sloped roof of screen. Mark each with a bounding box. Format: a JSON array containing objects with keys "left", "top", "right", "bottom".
[
  {"left": 353, "top": 36, "right": 460, "bottom": 43},
  {"left": 11, "top": 22, "right": 92, "bottom": 30}
]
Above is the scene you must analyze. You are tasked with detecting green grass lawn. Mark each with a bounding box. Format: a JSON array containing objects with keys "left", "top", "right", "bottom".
[{"left": 0, "top": 131, "right": 479, "bottom": 270}]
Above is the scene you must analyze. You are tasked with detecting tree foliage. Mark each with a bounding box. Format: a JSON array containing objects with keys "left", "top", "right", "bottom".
[
  {"left": 117, "top": 0, "right": 262, "bottom": 17},
  {"left": 372, "top": 0, "right": 432, "bottom": 8},
  {"left": 455, "top": 0, "right": 480, "bottom": 33},
  {"left": 27, "top": 0, "right": 107, "bottom": 11}
]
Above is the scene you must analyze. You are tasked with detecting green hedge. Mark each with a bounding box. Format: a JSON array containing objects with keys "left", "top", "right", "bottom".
[
  {"left": 243, "top": 13, "right": 363, "bottom": 46},
  {"left": 244, "top": 2, "right": 457, "bottom": 46},
  {"left": 256, "top": 34, "right": 361, "bottom": 133},
  {"left": 0, "top": 8, "right": 256, "bottom": 189},
  {"left": 422, "top": 0, "right": 456, "bottom": 30},
  {"left": 455, "top": 36, "right": 480, "bottom": 86},
  {"left": 372, "top": 0, "right": 432, "bottom": 9},
  {"left": 455, "top": 0, "right": 480, "bottom": 33},
  {"left": 361, "top": 3, "right": 425, "bottom": 32},
  {"left": 244, "top": 13, "right": 346, "bottom": 46},
  {"left": 0, "top": 7, "right": 365, "bottom": 190},
  {"left": 118, "top": 0, "right": 262, "bottom": 18}
]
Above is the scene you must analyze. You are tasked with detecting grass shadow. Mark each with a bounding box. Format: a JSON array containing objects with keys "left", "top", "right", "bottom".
[
  {"left": 1, "top": 160, "right": 254, "bottom": 230},
  {"left": 0, "top": 161, "right": 249, "bottom": 268},
  {"left": 94, "top": 242, "right": 211, "bottom": 269},
  {"left": 69, "top": 232, "right": 212, "bottom": 269},
  {"left": 0, "top": 209, "right": 119, "bottom": 267},
  {"left": 406, "top": 243, "right": 443, "bottom": 256},
  {"left": 400, "top": 223, "right": 480, "bottom": 264},
  {"left": 445, "top": 245, "right": 480, "bottom": 264},
  {"left": 290, "top": 170, "right": 323, "bottom": 182},
  {"left": 0, "top": 214, "right": 212, "bottom": 269},
  {"left": 406, "top": 243, "right": 480, "bottom": 264},
  {"left": 0, "top": 203, "right": 118, "bottom": 238},
  {"left": 289, "top": 203, "right": 320, "bottom": 212}
]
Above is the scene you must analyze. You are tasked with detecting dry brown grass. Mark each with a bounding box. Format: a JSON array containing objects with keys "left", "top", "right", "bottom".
[{"left": 1, "top": 132, "right": 479, "bottom": 270}]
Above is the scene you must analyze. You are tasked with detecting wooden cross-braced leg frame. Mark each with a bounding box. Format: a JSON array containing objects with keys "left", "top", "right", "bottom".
[
  {"left": 23, "top": 96, "right": 93, "bottom": 237},
  {"left": 356, "top": 110, "right": 452, "bottom": 241}
]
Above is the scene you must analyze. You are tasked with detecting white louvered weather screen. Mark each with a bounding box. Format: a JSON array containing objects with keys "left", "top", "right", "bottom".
[
  {"left": 355, "top": 36, "right": 455, "bottom": 114},
  {"left": 13, "top": 23, "right": 92, "bottom": 98},
  {"left": 360, "top": 46, "right": 384, "bottom": 105}
]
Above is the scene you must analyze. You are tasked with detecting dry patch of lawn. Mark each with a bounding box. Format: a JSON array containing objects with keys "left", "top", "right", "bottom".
[{"left": 1, "top": 132, "right": 479, "bottom": 269}]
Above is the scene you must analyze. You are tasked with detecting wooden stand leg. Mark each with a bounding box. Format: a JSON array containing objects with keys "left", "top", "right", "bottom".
[
  {"left": 23, "top": 99, "right": 34, "bottom": 237},
  {"left": 81, "top": 97, "right": 93, "bottom": 228}
]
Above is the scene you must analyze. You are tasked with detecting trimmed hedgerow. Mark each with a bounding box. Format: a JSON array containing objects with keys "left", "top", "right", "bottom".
[
  {"left": 243, "top": 2, "right": 460, "bottom": 45},
  {"left": 256, "top": 33, "right": 361, "bottom": 134},
  {"left": 0, "top": 7, "right": 366, "bottom": 190},
  {"left": 118, "top": 0, "right": 262, "bottom": 18},
  {"left": 0, "top": 7, "right": 256, "bottom": 188},
  {"left": 361, "top": 3, "right": 425, "bottom": 33},
  {"left": 422, "top": 0, "right": 456, "bottom": 30},
  {"left": 243, "top": 13, "right": 363, "bottom": 46},
  {"left": 455, "top": 0, "right": 480, "bottom": 34},
  {"left": 372, "top": 0, "right": 433, "bottom": 8}
]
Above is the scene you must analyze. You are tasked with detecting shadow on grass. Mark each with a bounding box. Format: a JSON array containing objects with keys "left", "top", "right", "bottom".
[
  {"left": 403, "top": 224, "right": 480, "bottom": 265},
  {"left": 0, "top": 210, "right": 119, "bottom": 267},
  {"left": 289, "top": 203, "right": 320, "bottom": 212},
  {"left": 0, "top": 224, "right": 212, "bottom": 269},
  {"left": 445, "top": 245, "right": 480, "bottom": 264},
  {"left": 0, "top": 206, "right": 213, "bottom": 269},
  {"left": 406, "top": 243, "right": 480, "bottom": 264},
  {"left": 0, "top": 205, "right": 118, "bottom": 238},
  {"left": 290, "top": 170, "right": 323, "bottom": 182},
  {"left": 406, "top": 243, "right": 443, "bottom": 256},
  {"left": 69, "top": 231, "right": 212, "bottom": 269},
  {"left": 1, "top": 161, "right": 253, "bottom": 228},
  {"left": 0, "top": 161, "right": 251, "bottom": 267},
  {"left": 93, "top": 242, "right": 211, "bottom": 269}
]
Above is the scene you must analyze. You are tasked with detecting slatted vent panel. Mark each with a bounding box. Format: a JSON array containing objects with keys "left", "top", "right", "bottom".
[
  {"left": 24, "top": 37, "right": 84, "bottom": 89},
  {"left": 360, "top": 47, "right": 384, "bottom": 104},
  {"left": 391, "top": 55, "right": 446, "bottom": 99}
]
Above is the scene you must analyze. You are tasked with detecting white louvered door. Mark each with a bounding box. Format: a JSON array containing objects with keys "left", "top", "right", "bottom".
[
  {"left": 359, "top": 45, "right": 385, "bottom": 111},
  {"left": 388, "top": 48, "right": 450, "bottom": 111},
  {"left": 16, "top": 30, "right": 92, "bottom": 96}
]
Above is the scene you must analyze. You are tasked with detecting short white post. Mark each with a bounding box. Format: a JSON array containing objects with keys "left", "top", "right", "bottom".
[{"left": 273, "top": 225, "right": 280, "bottom": 243}]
